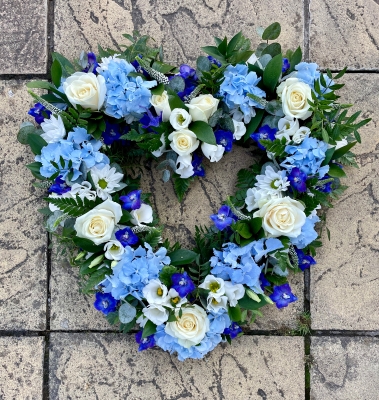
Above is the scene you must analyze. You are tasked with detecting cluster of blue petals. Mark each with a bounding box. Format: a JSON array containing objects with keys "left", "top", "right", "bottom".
[
  {"left": 295, "top": 62, "right": 334, "bottom": 95},
  {"left": 290, "top": 215, "right": 320, "bottom": 249},
  {"left": 28, "top": 103, "right": 51, "bottom": 124}
]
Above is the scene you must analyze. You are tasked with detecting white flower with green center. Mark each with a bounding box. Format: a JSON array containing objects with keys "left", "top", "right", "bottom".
[
  {"left": 255, "top": 166, "right": 290, "bottom": 196},
  {"left": 206, "top": 295, "right": 228, "bottom": 313},
  {"left": 142, "top": 279, "right": 168, "bottom": 305},
  {"left": 103, "top": 240, "right": 125, "bottom": 261},
  {"left": 164, "top": 288, "right": 188, "bottom": 309},
  {"left": 90, "top": 164, "right": 124, "bottom": 200},
  {"left": 198, "top": 275, "right": 225, "bottom": 299}
]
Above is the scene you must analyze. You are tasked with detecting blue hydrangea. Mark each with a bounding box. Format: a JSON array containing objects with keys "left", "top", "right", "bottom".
[
  {"left": 98, "top": 59, "right": 157, "bottom": 119},
  {"left": 281, "top": 137, "right": 330, "bottom": 179},
  {"left": 295, "top": 62, "right": 334, "bottom": 95},
  {"left": 219, "top": 64, "right": 266, "bottom": 123},
  {"left": 100, "top": 244, "right": 170, "bottom": 301},
  {"left": 290, "top": 215, "right": 320, "bottom": 249}
]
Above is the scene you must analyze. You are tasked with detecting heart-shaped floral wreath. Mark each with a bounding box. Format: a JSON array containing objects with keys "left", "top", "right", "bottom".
[{"left": 19, "top": 23, "right": 368, "bottom": 360}]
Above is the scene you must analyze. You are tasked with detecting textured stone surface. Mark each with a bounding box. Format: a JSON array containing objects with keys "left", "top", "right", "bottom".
[
  {"left": 311, "top": 74, "right": 379, "bottom": 330},
  {"left": 310, "top": 0, "right": 379, "bottom": 70},
  {"left": 0, "top": 0, "right": 47, "bottom": 74},
  {"left": 55, "top": 0, "right": 304, "bottom": 65},
  {"left": 311, "top": 337, "right": 379, "bottom": 400},
  {"left": 0, "top": 81, "right": 46, "bottom": 330},
  {"left": 50, "top": 333, "right": 304, "bottom": 399},
  {"left": 0, "top": 337, "right": 44, "bottom": 399}
]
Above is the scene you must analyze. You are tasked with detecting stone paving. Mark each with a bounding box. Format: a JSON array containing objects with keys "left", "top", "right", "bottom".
[{"left": 1, "top": 0, "right": 379, "bottom": 399}]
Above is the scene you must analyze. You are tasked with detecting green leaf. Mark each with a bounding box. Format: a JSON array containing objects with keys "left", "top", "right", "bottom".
[
  {"left": 168, "top": 92, "right": 188, "bottom": 112},
  {"left": 262, "top": 22, "right": 281, "bottom": 40},
  {"left": 321, "top": 147, "right": 335, "bottom": 167},
  {"left": 159, "top": 265, "right": 178, "bottom": 287},
  {"left": 232, "top": 221, "right": 252, "bottom": 239},
  {"left": 332, "top": 141, "right": 357, "bottom": 160},
  {"left": 51, "top": 58, "right": 62, "bottom": 88},
  {"left": 173, "top": 174, "right": 192, "bottom": 202},
  {"left": 26, "top": 162, "right": 44, "bottom": 180},
  {"left": 151, "top": 83, "right": 165, "bottom": 96},
  {"left": 196, "top": 56, "right": 212, "bottom": 72},
  {"left": 142, "top": 320, "right": 157, "bottom": 338},
  {"left": 168, "top": 76, "right": 185, "bottom": 93},
  {"left": 248, "top": 217, "right": 262, "bottom": 234},
  {"left": 261, "top": 43, "right": 282, "bottom": 58},
  {"left": 218, "top": 36, "right": 228, "bottom": 54},
  {"left": 288, "top": 46, "right": 302, "bottom": 73},
  {"left": 72, "top": 237, "right": 104, "bottom": 253},
  {"left": 228, "top": 305, "right": 242, "bottom": 322},
  {"left": 263, "top": 53, "right": 282, "bottom": 92},
  {"left": 201, "top": 46, "right": 226, "bottom": 64},
  {"left": 168, "top": 249, "right": 198, "bottom": 266},
  {"left": 27, "top": 134, "right": 47, "bottom": 155},
  {"left": 321, "top": 128, "right": 329, "bottom": 143},
  {"left": 106, "top": 311, "right": 120, "bottom": 325},
  {"left": 328, "top": 164, "right": 346, "bottom": 178},
  {"left": 238, "top": 294, "right": 271, "bottom": 310},
  {"left": 52, "top": 52, "right": 76, "bottom": 77},
  {"left": 226, "top": 31, "right": 242, "bottom": 56},
  {"left": 245, "top": 108, "right": 265, "bottom": 140},
  {"left": 189, "top": 121, "right": 216, "bottom": 145},
  {"left": 17, "top": 123, "right": 37, "bottom": 145}
]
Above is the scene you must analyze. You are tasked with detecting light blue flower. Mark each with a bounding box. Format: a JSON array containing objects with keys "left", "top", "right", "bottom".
[
  {"left": 252, "top": 238, "right": 284, "bottom": 262},
  {"left": 295, "top": 62, "right": 334, "bottom": 96},
  {"left": 291, "top": 215, "right": 320, "bottom": 249}
]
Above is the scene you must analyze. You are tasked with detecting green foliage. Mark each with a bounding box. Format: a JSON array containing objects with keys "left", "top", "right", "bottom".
[
  {"left": 189, "top": 121, "right": 216, "bottom": 145},
  {"left": 167, "top": 249, "right": 198, "bottom": 266},
  {"left": 143, "top": 228, "right": 163, "bottom": 248},
  {"left": 46, "top": 195, "right": 102, "bottom": 218},
  {"left": 27, "top": 134, "right": 47, "bottom": 156},
  {"left": 142, "top": 320, "right": 157, "bottom": 338},
  {"left": 259, "top": 137, "right": 287, "bottom": 157},
  {"left": 159, "top": 265, "right": 179, "bottom": 287},
  {"left": 172, "top": 174, "right": 194, "bottom": 202},
  {"left": 262, "top": 22, "right": 281, "bottom": 41},
  {"left": 262, "top": 53, "right": 283, "bottom": 93}
]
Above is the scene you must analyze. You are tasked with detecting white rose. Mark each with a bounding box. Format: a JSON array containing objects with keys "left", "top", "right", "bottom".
[
  {"left": 253, "top": 196, "right": 306, "bottom": 238},
  {"left": 142, "top": 279, "right": 168, "bottom": 305},
  {"left": 143, "top": 304, "right": 169, "bottom": 326},
  {"left": 233, "top": 119, "right": 246, "bottom": 140},
  {"left": 276, "top": 116, "right": 300, "bottom": 143},
  {"left": 198, "top": 275, "right": 225, "bottom": 299},
  {"left": 63, "top": 72, "right": 106, "bottom": 111},
  {"left": 277, "top": 77, "right": 312, "bottom": 120},
  {"left": 150, "top": 90, "right": 171, "bottom": 122},
  {"left": 224, "top": 281, "right": 245, "bottom": 307},
  {"left": 130, "top": 203, "right": 153, "bottom": 226},
  {"left": 293, "top": 126, "right": 311, "bottom": 144},
  {"left": 176, "top": 155, "right": 194, "bottom": 179},
  {"left": 152, "top": 134, "right": 166, "bottom": 158},
  {"left": 104, "top": 240, "right": 125, "bottom": 261},
  {"left": 201, "top": 142, "right": 225, "bottom": 162},
  {"left": 74, "top": 199, "right": 122, "bottom": 244},
  {"left": 169, "top": 108, "right": 192, "bottom": 130},
  {"left": 187, "top": 94, "right": 219, "bottom": 122},
  {"left": 40, "top": 115, "right": 66, "bottom": 143},
  {"left": 168, "top": 128, "right": 199, "bottom": 156},
  {"left": 165, "top": 304, "right": 210, "bottom": 348},
  {"left": 206, "top": 295, "right": 228, "bottom": 313}
]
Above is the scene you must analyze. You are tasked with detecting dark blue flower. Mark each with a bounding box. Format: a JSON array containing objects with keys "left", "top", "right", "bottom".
[
  {"left": 48, "top": 176, "right": 71, "bottom": 195},
  {"left": 179, "top": 64, "right": 197, "bottom": 79},
  {"left": 260, "top": 273, "right": 271, "bottom": 290},
  {"left": 171, "top": 272, "right": 195, "bottom": 297},
  {"left": 207, "top": 56, "right": 222, "bottom": 67},
  {"left": 115, "top": 227, "right": 139, "bottom": 247},
  {"left": 82, "top": 52, "right": 99, "bottom": 73},
  {"left": 102, "top": 121, "right": 127, "bottom": 145},
  {"left": 192, "top": 153, "right": 205, "bottom": 177},
  {"left": 139, "top": 109, "right": 162, "bottom": 130},
  {"left": 119, "top": 190, "right": 142, "bottom": 211},
  {"left": 28, "top": 103, "right": 51, "bottom": 125},
  {"left": 135, "top": 330, "right": 156, "bottom": 351},
  {"left": 250, "top": 125, "right": 277, "bottom": 150},
  {"left": 215, "top": 129, "right": 233, "bottom": 152},
  {"left": 223, "top": 322, "right": 243, "bottom": 339},
  {"left": 282, "top": 58, "right": 290, "bottom": 73},
  {"left": 94, "top": 292, "right": 118, "bottom": 315},
  {"left": 295, "top": 248, "right": 316, "bottom": 271},
  {"left": 210, "top": 205, "right": 235, "bottom": 231},
  {"left": 270, "top": 284, "right": 298, "bottom": 309},
  {"left": 316, "top": 174, "right": 333, "bottom": 193},
  {"left": 288, "top": 167, "right": 308, "bottom": 192},
  {"left": 174, "top": 64, "right": 199, "bottom": 100}
]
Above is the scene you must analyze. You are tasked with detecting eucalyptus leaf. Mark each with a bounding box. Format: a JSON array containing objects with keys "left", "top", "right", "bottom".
[
  {"left": 262, "top": 22, "right": 281, "bottom": 41},
  {"left": 162, "top": 169, "right": 171, "bottom": 183},
  {"left": 118, "top": 302, "right": 137, "bottom": 324},
  {"left": 265, "top": 100, "right": 285, "bottom": 117},
  {"left": 168, "top": 76, "right": 186, "bottom": 93},
  {"left": 258, "top": 54, "right": 272, "bottom": 69}
]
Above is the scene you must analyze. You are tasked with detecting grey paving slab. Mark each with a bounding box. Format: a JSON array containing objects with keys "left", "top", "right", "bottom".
[
  {"left": 310, "top": 74, "right": 379, "bottom": 330},
  {"left": 49, "top": 333, "right": 304, "bottom": 400},
  {"left": 310, "top": 0, "right": 379, "bottom": 70},
  {"left": 311, "top": 337, "right": 379, "bottom": 400},
  {"left": 0, "top": 336, "right": 44, "bottom": 399},
  {"left": 0, "top": 0, "right": 47, "bottom": 74},
  {"left": 54, "top": 0, "right": 304, "bottom": 65},
  {"left": 0, "top": 80, "right": 47, "bottom": 330}
]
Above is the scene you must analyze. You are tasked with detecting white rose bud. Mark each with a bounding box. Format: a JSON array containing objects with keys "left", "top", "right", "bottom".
[
  {"left": 277, "top": 77, "right": 312, "bottom": 120},
  {"left": 201, "top": 142, "right": 225, "bottom": 162},
  {"left": 168, "top": 128, "right": 199, "bottom": 157},
  {"left": 232, "top": 119, "right": 247, "bottom": 140},
  {"left": 150, "top": 90, "right": 171, "bottom": 122},
  {"left": 169, "top": 108, "right": 192, "bottom": 130},
  {"left": 224, "top": 281, "right": 245, "bottom": 307},
  {"left": 130, "top": 203, "right": 153, "bottom": 226},
  {"left": 103, "top": 240, "right": 125, "bottom": 261},
  {"left": 187, "top": 94, "right": 219, "bottom": 122},
  {"left": 40, "top": 115, "right": 66, "bottom": 143},
  {"left": 176, "top": 155, "right": 194, "bottom": 179},
  {"left": 293, "top": 126, "right": 311, "bottom": 144},
  {"left": 253, "top": 196, "right": 306, "bottom": 238},
  {"left": 276, "top": 116, "right": 300, "bottom": 143},
  {"left": 63, "top": 72, "right": 106, "bottom": 111}
]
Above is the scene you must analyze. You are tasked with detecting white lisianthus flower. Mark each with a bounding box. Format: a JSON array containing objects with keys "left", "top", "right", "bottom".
[
  {"left": 150, "top": 90, "right": 171, "bottom": 121},
  {"left": 164, "top": 288, "right": 188, "bottom": 309},
  {"left": 277, "top": 77, "right": 312, "bottom": 120},
  {"left": 176, "top": 155, "right": 194, "bottom": 179},
  {"left": 187, "top": 94, "right": 219, "bottom": 122},
  {"left": 103, "top": 240, "right": 125, "bottom": 261},
  {"left": 40, "top": 115, "right": 66, "bottom": 143},
  {"left": 245, "top": 187, "right": 282, "bottom": 212},
  {"left": 201, "top": 142, "right": 225, "bottom": 162},
  {"left": 165, "top": 304, "right": 210, "bottom": 348},
  {"left": 168, "top": 129, "right": 199, "bottom": 157},
  {"left": 255, "top": 166, "right": 290, "bottom": 195},
  {"left": 334, "top": 138, "right": 348, "bottom": 150},
  {"left": 136, "top": 314, "right": 148, "bottom": 328},
  {"left": 169, "top": 108, "right": 192, "bottom": 130},
  {"left": 275, "top": 116, "right": 299, "bottom": 143},
  {"left": 232, "top": 119, "right": 247, "bottom": 140},
  {"left": 143, "top": 304, "right": 169, "bottom": 326},
  {"left": 152, "top": 134, "right": 166, "bottom": 158},
  {"left": 63, "top": 72, "right": 106, "bottom": 111},
  {"left": 130, "top": 203, "right": 153, "bottom": 226},
  {"left": 253, "top": 196, "right": 306, "bottom": 238},
  {"left": 292, "top": 126, "right": 311, "bottom": 144},
  {"left": 206, "top": 295, "right": 228, "bottom": 313},
  {"left": 74, "top": 199, "right": 122, "bottom": 244},
  {"left": 90, "top": 164, "right": 124, "bottom": 200},
  {"left": 142, "top": 279, "right": 169, "bottom": 305},
  {"left": 224, "top": 281, "right": 245, "bottom": 307},
  {"left": 198, "top": 275, "right": 226, "bottom": 299}
]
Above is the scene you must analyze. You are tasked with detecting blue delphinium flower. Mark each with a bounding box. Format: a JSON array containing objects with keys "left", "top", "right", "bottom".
[
  {"left": 48, "top": 176, "right": 71, "bottom": 195},
  {"left": 295, "top": 248, "right": 316, "bottom": 271},
  {"left": 282, "top": 58, "right": 290, "bottom": 73},
  {"left": 281, "top": 137, "right": 329, "bottom": 178},
  {"left": 210, "top": 205, "right": 234, "bottom": 231},
  {"left": 119, "top": 190, "right": 142, "bottom": 211},
  {"left": 192, "top": 153, "right": 205, "bottom": 177},
  {"left": 316, "top": 175, "right": 333, "bottom": 193},
  {"left": 223, "top": 322, "right": 242, "bottom": 339},
  {"left": 288, "top": 167, "right": 308, "bottom": 192},
  {"left": 219, "top": 64, "right": 266, "bottom": 123},
  {"left": 98, "top": 59, "right": 157, "bottom": 119},
  {"left": 260, "top": 273, "right": 271, "bottom": 290},
  {"left": 115, "top": 227, "right": 139, "bottom": 247},
  {"left": 215, "top": 129, "right": 233, "bottom": 152},
  {"left": 82, "top": 52, "right": 99, "bottom": 73},
  {"left": 270, "top": 283, "right": 298, "bottom": 309},
  {"left": 102, "top": 121, "right": 126, "bottom": 145},
  {"left": 207, "top": 55, "right": 222, "bottom": 67},
  {"left": 171, "top": 272, "right": 195, "bottom": 297},
  {"left": 139, "top": 109, "right": 162, "bottom": 130},
  {"left": 93, "top": 292, "right": 118, "bottom": 315},
  {"left": 291, "top": 215, "right": 319, "bottom": 249},
  {"left": 28, "top": 103, "right": 51, "bottom": 124},
  {"left": 250, "top": 125, "right": 277, "bottom": 150},
  {"left": 174, "top": 64, "right": 198, "bottom": 100},
  {"left": 135, "top": 331, "right": 155, "bottom": 351}
]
